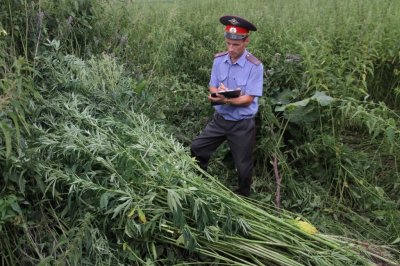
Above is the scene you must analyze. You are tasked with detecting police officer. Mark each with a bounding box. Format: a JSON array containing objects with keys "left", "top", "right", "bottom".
[{"left": 191, "top": 15, "right": 264, "bottom": 196}]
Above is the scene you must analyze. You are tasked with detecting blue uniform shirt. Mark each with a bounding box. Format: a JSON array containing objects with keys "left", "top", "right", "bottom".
[{"left": 209, "top": 50, "right": 264, "bottom": 121}]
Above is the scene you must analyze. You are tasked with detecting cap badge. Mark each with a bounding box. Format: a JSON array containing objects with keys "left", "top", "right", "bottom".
[
  {"left": 228, "top": 18, "right": 239, "bottom": 25},
  {"left": 229, "top": 27, "right": 237, "bottom": 33}
]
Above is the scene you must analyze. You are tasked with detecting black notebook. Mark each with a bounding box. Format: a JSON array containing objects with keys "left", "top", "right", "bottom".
[
  {"left": 211, "top": 89, "right": 241, "bottom": 98},
  {"left": 211, "top": 89, "right": 241, "bottom": 105}
]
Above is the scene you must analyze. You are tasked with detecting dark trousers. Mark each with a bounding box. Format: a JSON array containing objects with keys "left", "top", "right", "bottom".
[{"left": 190, "top": 113, "right": 256, "bottom": 195}]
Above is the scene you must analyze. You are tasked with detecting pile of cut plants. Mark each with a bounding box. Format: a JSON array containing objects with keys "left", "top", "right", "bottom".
[{"left": 1, "top": 52, "right": 398, "bottom": 265}]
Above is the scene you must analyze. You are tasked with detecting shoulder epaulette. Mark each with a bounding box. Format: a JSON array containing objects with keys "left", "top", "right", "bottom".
[
  {"left": 214, "top": 51, "right": 228, "bottom": 58},
  {"left": 246, "top": 53, "right": 261, "bottom": 66}
]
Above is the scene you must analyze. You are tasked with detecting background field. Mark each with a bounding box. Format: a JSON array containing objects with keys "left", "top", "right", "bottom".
[{"left": 1, "top": 0, "right": 400, "bottom": 265}]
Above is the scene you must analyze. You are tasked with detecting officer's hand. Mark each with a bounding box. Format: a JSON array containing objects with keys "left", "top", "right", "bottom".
[
  {"left": 208, "top": 93, "right": 226, "bottom": 104},
  {"left": 218, "top": 83, "right": 227, "bottom": 91}
]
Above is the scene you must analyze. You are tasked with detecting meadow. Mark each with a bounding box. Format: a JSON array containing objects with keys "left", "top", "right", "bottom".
[{"left": 1, "top": 0, "right": 400, "bottom": 264}]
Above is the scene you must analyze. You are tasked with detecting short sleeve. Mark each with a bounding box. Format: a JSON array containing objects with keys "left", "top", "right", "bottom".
[
  {"left": 245, "top": 63, "right": 263, "bottom": 97},
  {"left": 209, "top": 59, "right": 220, "bottom": 88}
]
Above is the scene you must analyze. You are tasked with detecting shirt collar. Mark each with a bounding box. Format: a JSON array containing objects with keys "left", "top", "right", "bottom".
[{"left": 223, "top": 50, "right": 248, "bottom": 67}]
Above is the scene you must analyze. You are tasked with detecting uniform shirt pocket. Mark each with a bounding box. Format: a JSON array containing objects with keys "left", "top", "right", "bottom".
[
  {"left": 234, "top": 78, "right": 247, "bottom": 93},
  {"left": 218, "top": 73, "right": 227, "bottom": 84}
]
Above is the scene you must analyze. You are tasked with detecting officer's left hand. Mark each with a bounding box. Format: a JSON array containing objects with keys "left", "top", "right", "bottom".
[{"left": 208, "top": 93, "right": 227, "bottom": 104}]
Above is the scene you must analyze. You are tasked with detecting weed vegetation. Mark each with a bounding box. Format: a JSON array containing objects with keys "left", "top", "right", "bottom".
[{"left": 1, "top": 0, "right": 399, "bottom": 265}]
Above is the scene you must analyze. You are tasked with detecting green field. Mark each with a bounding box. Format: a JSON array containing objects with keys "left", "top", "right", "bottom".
[{"left": 1, "top": 0, "right": 400, "bottom": 265}]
